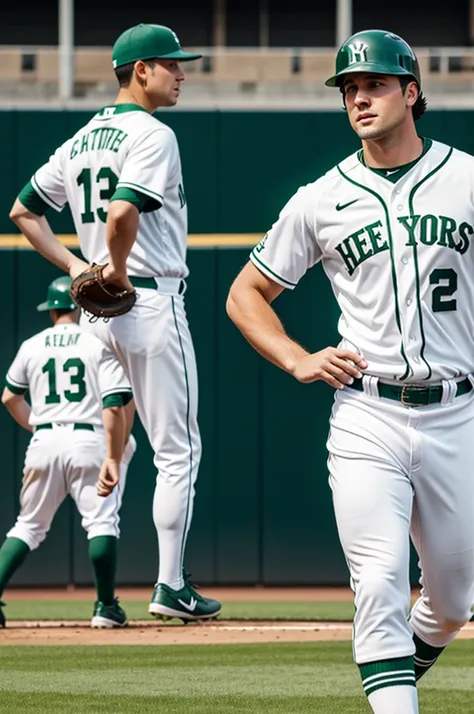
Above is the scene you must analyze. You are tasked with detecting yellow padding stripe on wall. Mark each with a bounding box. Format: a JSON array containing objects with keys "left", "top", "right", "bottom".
[{"left": 0, "top": 234, "right": 263, "bottom": 249}]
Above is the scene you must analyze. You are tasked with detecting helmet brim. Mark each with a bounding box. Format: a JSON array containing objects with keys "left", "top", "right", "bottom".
[
  {"left": 325, "top": 62, "right": 418, "bottom": 87},
  {"left": 36, "top": 300, "right": 77, "bottom": 312}
]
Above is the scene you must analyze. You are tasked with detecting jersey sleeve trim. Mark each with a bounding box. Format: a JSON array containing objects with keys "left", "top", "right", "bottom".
[
  {"left": 18, "top": 181, "right": 50, "bottom": 216},
  {"left": 116, "top": 181, "right": 164, "bottom": 202},
  {"left": 101, "top": 386, "right": 133, "bottom": 397},
  {"left": 4, "top": 377, "right": 28, "bottom": 395},
  {"left": 250, "top": 251, "right": 297, "bottom": 289},
  {"left": 102, "top": 392, "right": 134, "bottom": 408},
  {"left": 110, "top": 187, "right": 149, "bottom": 209},
  {"left": 31, "top": 174, "right": 65, "bottom": 211}
]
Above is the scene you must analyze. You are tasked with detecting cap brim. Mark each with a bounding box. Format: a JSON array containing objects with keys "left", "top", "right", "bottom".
[
  {"left": 325, "top": 62, "right": 414, "bottom": 87},
  {"left": 36, "top": 301, "right": 50, "bottom": 312},
  {"left": 157, "top": 50, "right": 202, "bottom": 61}
]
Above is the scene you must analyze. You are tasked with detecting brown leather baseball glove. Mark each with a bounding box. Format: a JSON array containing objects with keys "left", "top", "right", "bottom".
[{"left": 70, "top": 264, "right": 136, "bottom": 319}]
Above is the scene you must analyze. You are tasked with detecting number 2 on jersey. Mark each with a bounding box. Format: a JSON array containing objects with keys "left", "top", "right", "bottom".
[
  {"left": 430, "top": 268, "right": 457, "bottom": 312},
  {"left": 42, "top": 357, "right": 86, "bottom": 404},
  {"left": 77, "top": 167, "right": 118, "bottom": 224}
]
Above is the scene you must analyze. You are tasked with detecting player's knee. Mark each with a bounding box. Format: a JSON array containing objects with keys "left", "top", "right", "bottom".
[
  {"left": 8, "top": 524, "right": 46, "bottom": 551},
  {"left": 434, "top": 602, "right": 471, "bottom": 634},
  {"left": 87, "top": 525, "right": 120, "bottom": 540},
  {"left": 358, "top": 567, "right": 406, "bottom": 607}
]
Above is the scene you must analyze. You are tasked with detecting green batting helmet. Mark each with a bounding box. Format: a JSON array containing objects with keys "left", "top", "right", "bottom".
[
  {"left": 36, "top": 276, "right": 77, "bottom": 312},
  {"left": 325, "top": 29, "right": 421, "bottom": 87}
]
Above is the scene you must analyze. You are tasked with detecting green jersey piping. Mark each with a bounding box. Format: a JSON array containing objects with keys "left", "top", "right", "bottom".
[
  {"left": 31, "top": 174, "right": 63, "bottom": 210},
  {"left": 336, "top": 165, "right": 411, "bottom": 379},
  {"left": 5, "top": 377, "right": 28, "bottom": 395},
  {"left": 101, "top": 386, "right": 133, "bottom": 398},
  {"left": 171, "top": 297, "right": 193, "bottom": 569},
  {"left": 407, "top": 147, "right": 454, "bottom": 381},
  {"left": 357, "top": 138, "right": 433, "bottom": 183},
  {"left": 96, "top": 104, "right": 150, "bottom": 117},
  {"left": 116, "top": 181, "right": 164, "bottom": 202},
  {"left": 250, "top": 251, "right": 297, "bottom": 287}
]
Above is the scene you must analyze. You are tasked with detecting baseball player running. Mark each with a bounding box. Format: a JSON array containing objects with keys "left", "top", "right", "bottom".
[
  {"left": 227, "top": 30, "right": 474, "bottom": 714},
  {"left": 9, "top": 23, "right": 220, "bottom": 622},
  {"left": 0, "top": 277, "right": 135, "bottom": 628}
]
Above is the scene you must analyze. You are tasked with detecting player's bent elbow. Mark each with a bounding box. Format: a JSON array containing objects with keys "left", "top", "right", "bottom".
[
  {"left": 225, "top": 289, "right": 240, "bottom": 323},
  {"left": 9, "top": 198, "right": 26, "bottom": 223},
  {"left": 2, "top": 387, "right": 24, "bottom": 407}
]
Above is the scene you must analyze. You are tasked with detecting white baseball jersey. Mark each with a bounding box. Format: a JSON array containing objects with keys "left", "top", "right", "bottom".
[
  {"left": 250, "top": 139, "right": 474, "bottom": 382},
  {"left": 5, "top": 323, "right": 132, "bottom": 427},
  {"left": 30, "top": 104, "right": 188, "bottom": 278}
]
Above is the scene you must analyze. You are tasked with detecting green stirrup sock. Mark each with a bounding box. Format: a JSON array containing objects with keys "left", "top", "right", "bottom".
[
  {"left": 88, "top": 536, "right": 118, "bottom": 606},
  {"left": 359, "top": 656, "right": 416, "bottom": 696},
  {"left": 0, "top": 537, "right": 30, "bottom": 596},
  {"left": 413, "top": 632, "right": 445, "bottom": 680}
]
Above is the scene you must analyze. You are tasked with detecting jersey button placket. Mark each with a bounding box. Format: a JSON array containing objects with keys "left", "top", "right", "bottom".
[{"left": 390, "top": 189, "right": 422, "bottom": 379}]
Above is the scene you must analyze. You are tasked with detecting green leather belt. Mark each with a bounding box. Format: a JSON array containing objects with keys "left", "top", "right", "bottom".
[
  {"left": 35, "top": 423, "right": 95, "bottom": 431},
  {"left": 349, "top": 377, "right": 472, "bottom": 407},
  {"left": 130, "top": 277, "right": 185, "bottom": 293}
]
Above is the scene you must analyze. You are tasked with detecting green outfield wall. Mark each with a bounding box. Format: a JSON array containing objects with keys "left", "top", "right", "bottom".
[{"left": 0, "top": 107, "right": 467, "bottom": 586}]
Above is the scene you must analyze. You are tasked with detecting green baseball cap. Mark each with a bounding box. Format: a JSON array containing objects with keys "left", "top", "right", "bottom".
[
  {"left": 112, "top": 24, "right": 202, "bottom": 68},
  {"left": 37, "top": 276, "right": 77, "bottom": 312}
]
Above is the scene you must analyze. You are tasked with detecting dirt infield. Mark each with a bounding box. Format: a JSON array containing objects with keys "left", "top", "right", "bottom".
[
  {"left": 2, "top": 620, "right": 474, "bottom": 646},
  {"left": 3, "top": 587, "right": 473, "bottom": 646},
  {"left": 0, "top": 620, "right": 354, "bottom": 645}
]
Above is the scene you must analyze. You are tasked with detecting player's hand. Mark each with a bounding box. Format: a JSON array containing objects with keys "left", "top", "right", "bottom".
[
  {"left": 101, "top": 264, "right": 134, "bottom": 293},
  {"left": 97, "top": 458, "right": 121, "bottom": 498},
  {"left": 292, "top": 347, "right": 368, "bottom": 388}
]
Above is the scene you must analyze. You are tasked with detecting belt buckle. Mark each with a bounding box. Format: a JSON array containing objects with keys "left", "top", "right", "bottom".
[{"left": 400, "top": 385, "right": 425, "bottom": 407}]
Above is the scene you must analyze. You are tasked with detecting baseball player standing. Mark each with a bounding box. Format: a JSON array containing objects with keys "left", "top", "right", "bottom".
[
  {"left": 9, "top": 24, "right": 220, "bottom": 621},
  {"left": 227, "top": 30, "right": 474, "bottom": 714},
  {"left": 0, "top": 276, "right": 135, "bottom": 627}
]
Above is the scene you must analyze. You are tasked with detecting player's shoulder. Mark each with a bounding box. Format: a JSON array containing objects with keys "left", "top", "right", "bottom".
[
  {"left": 299, "top": 151, "right": 360, "bottom": 199},
  {"left": 281, "top": 163, "right": 349, "bottom": 213},
  {"left": 430, "top": 138, "right": 474, "bottom": 167},
  {"left": 23, "top": 326, "right": 54, "bottom": 348},
  {"left": 329, "top": 150, "right": 361, "bottom": 179},
  {"left": 14, "top": 326, "right": 56, "bottom": 360},
  {"left": 125, "top": 111, "right": 177, "bottom": 143}
]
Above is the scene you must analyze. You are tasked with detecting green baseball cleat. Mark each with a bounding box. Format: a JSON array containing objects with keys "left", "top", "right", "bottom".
[
  {"left": 148, "top": 577, "right": 221, "bottom": 622},
  {"left": 91, "top": 598, "right": 127, "bottom": 628}
]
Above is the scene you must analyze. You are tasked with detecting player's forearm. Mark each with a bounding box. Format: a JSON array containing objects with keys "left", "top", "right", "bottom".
[
  {"left": 226, "top": 286, "right": 309, "bottom": 374},
  {"left": 102, "top": 405, "right": 126, "bottom": 462},
  {"left": 9, "top": 200, "right": 80, "bottom": 275},
  {"left": 1, "top": 395, "right": 32, "bottom": 432},
  {"left": 106, "top": 201, "right": 139, "bottom": 273}
]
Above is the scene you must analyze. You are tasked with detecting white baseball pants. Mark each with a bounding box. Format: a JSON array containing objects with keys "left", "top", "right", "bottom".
[
  {"left": 327, "top": 383, "right": 474, "bottom": 664},
  {"left": 7, "top": 425, "right": 135, "bottom": 550},
  {"left": 83, "top": 281, "right": 201, "bottom": 585}
]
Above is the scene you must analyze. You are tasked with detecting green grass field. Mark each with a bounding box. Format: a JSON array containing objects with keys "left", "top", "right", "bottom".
[
  {"left": 0, "top": 642, "right": 473, "bottom": 713},
  {"left": 1, "top": 600, "right": 473, "bottom": 712},
  {"left": 3, "top": 599, "right": 354, "bottom": 622}
]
